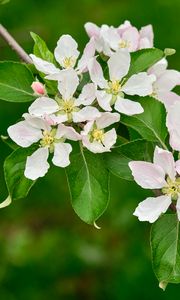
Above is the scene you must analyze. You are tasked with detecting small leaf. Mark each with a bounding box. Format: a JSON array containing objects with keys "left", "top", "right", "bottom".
[
  {"left": 30, "top": 32, "right": 56, "bottom": 64},
  {"left": 66, "top": 143, "right": 110, "bottom": 224},
  {"left": 128, "top": 48, "right": 164, "bottom": 76},
  {"left": 121, "top": 97, "right": 168, "bottom": 147},
  {"left": 0, "top": 62, "right": 36, "bottom": 102},
  {"left": 105, "top": 139, "right": 153, "bottom": 180},
  {"left": 4, "top": 147, "right": 36, "bottom": 200},
  {"left": 151, "top": 214, "right": 180, "bottom": 286}
]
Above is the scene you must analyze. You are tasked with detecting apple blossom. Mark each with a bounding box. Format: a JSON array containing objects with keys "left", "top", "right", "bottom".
[
  {"left": 31, "top": 81, "right": 46, "bottom": 96},
  {"left": 129, "top": 146, "right": 180, "bottom": 223},
  {"left": 30, "top": 34, "right": 95, "bottom": 79},
  {"left": 81, "top": 112, "right": 120, "bottom": 153},
  {"left": 166, "top": 101, "right": 180, "bottom": 151},
  {"left": 7, "top": 114, "right": 81, "bottom": 180},
  {"left": 148, "top": 58, "right": 180, "bottom": 109},
  {"left": 88, "top": 49, "right": 155, "bottom": 115},
  {"left": 28, "top": 68, "right": 100, "bottom": 124}
]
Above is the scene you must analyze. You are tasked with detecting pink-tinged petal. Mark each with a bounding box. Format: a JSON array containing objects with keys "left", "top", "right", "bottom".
[
  {"left": 8, "top": 121, "right": 42, "bottom": 147},
  {"left": 28, "top": 97, "right": 59, "bottom": 117},
  {"left": 139, "top": 25, "right": 154, "bottom": 48},
  {"left": 121, "top": 27, "right": 139, "bottom": 51},
  {"left": 129, "top": 161, "right": 166, "bottom": 189},
  {"left": 56, "top": 124, "right": 81, "bottom": 141},
  {"left": 58, "top": 68, "right": 79, "bottom": 100},
  {"left": 148, "top": 58, "right": 168, "bottom": 77},
  {"left": 54, "top": 34, "right": 79, "bottom": 68},
  {"left": 30, "top": 54, "right": 59, "bottom": 74},
  {"left": 166, "top": 101, "right": 180, "bottom": 132},
  {"left": 52, "top": 143, "right": 72, "bottom": 167},
  {"left": 153, "top": 146, "right": 176, "bottom": 180},
  {"left": 88, "top": 57, "right": 107, "bottom": 89},
  {"left": 176, "top": 160, "right": 180, "bottom": 175},
  {"left": 96, "top": 90, "right": 112, "bottom": 111},
  {"left": 108, "top": 49, "right": 130, "bottom": 81},
  {"left": 100, "top": 26, "right": 120, "bottom": 50},
  {"left": 133, "top": 195, "right": 171, "bottom": 223},
  {"left": 31, "top": 82, "right": 46, "bottom": 95},
  {"left": 156, "top": 91, "right": 180, "bottom": 110},
  {"left": 115, "top": 97, "right": 143, "bottom": 115},
  {"left": 96, "top": 112, "right": 120, "bottom": 129},
  {"left": 76, "top": 83, "right": 96, "bottom": 106},
  {"left": 118, "top": 20, "right": 132, "bottom": 35},
  {"left": 77, "top": 38, "right": 96, "bottom": 73},
  {"left": 123, "top": 72, "right": 155, "bottom": 96},
  {"left": 169, "top": 130, "right": 180, "bottom": 152},
  {"left": 84, "top": 22, "right": 100, "bottom": 38},
  {"left": 72, "top": 106, "right": 101, "bottom": 123},
  {"left": 156, "top": 70, "right": 180, "bottom": 91},
  {"left": 24, "top": 147, "right": 50, "bottom": 180},
  {"left": 103, "top": 128, "right": 117, "bottom": 149},
  {"left": 81, "top": 136, "right": 108, "bottom": 153},
  {"left": 176, "top": 197, "right": 180, "bottom": 221}
]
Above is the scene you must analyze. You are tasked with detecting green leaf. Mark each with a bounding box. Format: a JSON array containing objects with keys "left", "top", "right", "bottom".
[
  {"left": 0, "top": 62, "right": 36, "bottom": 102},
  {"left": 4, "top": 147, "right": 36, "bottom": 200},
  {"left": 121, "top": 97, "right": 168, "bottom": 147},
  {"left": 105, "top": 139, "right": 153, "bottom": 180},
  {"left": 151, "top": 214, "right": 180, "bottom": 288},
  {"left": 0, "top": 0, "right": 10, "bottom": 4},
  {"left": 66, "top": 143, "right": 110, "bottom": 224},
  {"left": 30, "top": 32, "right": 56, "bottom": 64},
  {"left": 128, "top": 48, "right": 164, "bottom": 76}
]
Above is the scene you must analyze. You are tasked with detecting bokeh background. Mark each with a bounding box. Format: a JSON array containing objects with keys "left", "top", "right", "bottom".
[{"left": 0, "top": 0, "right": 180, "bottom": 299}]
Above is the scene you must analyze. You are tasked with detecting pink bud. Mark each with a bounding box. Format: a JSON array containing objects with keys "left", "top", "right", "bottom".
[{"left": 31, "top": 82, "right": 46, "bottom": 95}]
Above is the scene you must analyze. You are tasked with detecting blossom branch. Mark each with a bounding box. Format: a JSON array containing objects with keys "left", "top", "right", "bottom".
[{"left": 0, "top": 24, "right": 32, "bottom": 64}]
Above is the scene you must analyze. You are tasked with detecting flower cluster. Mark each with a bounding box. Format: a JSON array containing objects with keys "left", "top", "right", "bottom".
[{"left": 7, "top": 20, "right": 180, "bottom": 224}]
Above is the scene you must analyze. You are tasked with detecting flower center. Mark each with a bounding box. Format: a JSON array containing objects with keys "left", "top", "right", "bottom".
[
  {"left": 162, "top": 177, "right": 180, "bottom": 200},
  {"left": 91, "top": 129, "right": 105, "bottom": 142},
  {"left": 107, "top": 80, "right": 121, "bottom": 95},
  {"left": 40, "top": 130, "right": 55, "bottom": 147},
  {"left": 119, "top": 40, "right": 131, "bottom": 49},
  {"left": 63, "top": 57, "right": 76, "bottom": 68},
  {"left": 62, "top": 99, "right": 75, "bottom": 113}
]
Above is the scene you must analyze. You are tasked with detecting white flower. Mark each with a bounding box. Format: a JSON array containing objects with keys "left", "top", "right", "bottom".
[
  {"left": 88, "top": 49, "right": 155, "bottom": 115},
  {"left": 30, "top": 34, "right": 95, "bottom": 78},
  {"left": 148, "top": 58, "right": 180, "bottom": 109},
  {"left": 166, "top": 101, "right": 180, "bottom": 151},
  {"left": 28, "top": 68, "right": 101, "bottom": 124},
  {"left": 85, "top": 21, "right": 154, "bottom": 55},
  {"left": 81, "top": 112, "right": 120, "bottom": 153},
  {"left": 7, "top": 114, "right": 81, "bottom": 180},
  {"left": 129, "top": 146, "right": 180, "bottom": 223}
]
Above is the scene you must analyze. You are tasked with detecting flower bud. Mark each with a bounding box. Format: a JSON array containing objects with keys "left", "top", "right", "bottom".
[
  {"left": 164, "top": 48, "right": 176, "bottom": 57},
  {"left": 31, "top": 82, "right": 46, "bottom": 95}
]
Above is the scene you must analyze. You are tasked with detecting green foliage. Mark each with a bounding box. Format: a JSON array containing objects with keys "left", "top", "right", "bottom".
[
  {"left": 4, "top": 147, "right": 36, "bottom": 201},
  {"left": 66, "top": 143, "right": 110, "bottom": 224},
  {"left": 121, "top": 97, "right": 168, "bottom": 147},
  {"left": 105, "top": 139, "right": 153, "bottom": 180},
  {"left": 128, "top": 48, "right": 164, "bottom": 76},
  {"left": 0, "top": 62, "right": 36, "bottom": 102},
  {"left": 151, "top": 214, "right": 180, "bottom": 289}
]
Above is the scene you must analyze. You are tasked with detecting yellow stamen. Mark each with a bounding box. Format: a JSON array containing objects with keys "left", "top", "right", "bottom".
[
  {"left": 63, "top": 57, "right": 75, "bottom": 68},
  {"left": 91, "top": 129, "right": 104, "bottom": 142}
]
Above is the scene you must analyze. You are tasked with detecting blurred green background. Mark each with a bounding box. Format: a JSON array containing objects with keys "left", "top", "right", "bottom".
[{"left": 0, "top": 0, "right": 180, "bottom": 299}]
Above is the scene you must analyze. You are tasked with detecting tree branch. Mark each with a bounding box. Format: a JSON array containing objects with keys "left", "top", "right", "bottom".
[{"left": 0, "top": 24, "right": 32, "bottom": 64}]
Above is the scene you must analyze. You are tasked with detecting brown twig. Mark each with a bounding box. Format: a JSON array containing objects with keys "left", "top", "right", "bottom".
[{"left": 0, "top": 24, "right": 32, "bottom": 64}]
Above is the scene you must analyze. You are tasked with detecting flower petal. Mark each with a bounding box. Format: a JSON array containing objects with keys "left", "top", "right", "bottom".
[
  {"left": 8, "top": 121, "right": 42, "bottom": 147},
  {"left": 52, "top": 143, "right": 72, "bottom": 167},
  {"left": 56, "top": 124, "right": 81, "bottom": 141},
  {"left": 81, "top": 137, "right": 108, "bottom": 153},
  {"left": 175, "top": 160, "right": 180, "bottom": 175},
  {"left": 103, "top": 128, "right": 117, "bottom": 149},
  {"left": 88, "top": 57, "right": 107, "bottom": 88},
  {"left": 122, "top": 72, "right": 155, "bottom": 96},
  {"left": 115, "top": 97, "right": 143, "bottom": 115},
  {"left": 24, "top": 147, "right": 50, "bottom": 180},
  {"left": 72, "top": 106, "right": 101, "bottom": 123},
  {"left": 28, "top": 97, "right": 59, "bottom": 117},
  {"left": 76, "top": 83, "right": 96, "bottom": 106},
  {"left": 108, "top": 49, "right": 130, "bottom": 81},
  {"left": 153, "top": 146, "right": 176, "bottom": 180},
  {"left": 58, "top": 68, "right": 79, "bottom": 100},
  {"left": 30, "top": 54, "right": 59, "bottom": 74},
  {"left": 96, "top": 90, "right": 112, "bottom": 111},
  {"left": 129, "top": 161, "right": 166, "bottom": 189},
  {"left": 148, "top": 58, "right": 168, "bottom": 77},
  {"left": 156, "top": 70, "right": 180, "bottom": 91},
  {"left": 133, "top": 195, "right": 171, "bottom": 223},
  {"left": 84, "top": 22, "right": 100, "bottom": 38},
  {"left": 139, "top": 25, "right": 154, "bottom": 48},
  {"left": 176, "top": 196, "right": 180, "bottom": 221},
  {"left": 77, "top": 38, "right": 96, "bottom": 73},
  {"left": 54, "top": 34, "right": 79, "bottom": 68},
  {"left": 96, "top": 112, "right": 120, "bottom": 129},
  {"left": 121, "top": 27, "right": 139, "bottom": 51}
]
